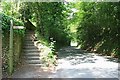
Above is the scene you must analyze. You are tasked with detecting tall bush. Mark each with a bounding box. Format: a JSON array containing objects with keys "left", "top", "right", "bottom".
[{"left": 77, "top": 2, "right": 120, "bottom": 57}]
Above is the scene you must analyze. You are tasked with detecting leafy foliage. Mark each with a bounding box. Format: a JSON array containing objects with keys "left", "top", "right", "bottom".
[
  {"left": 45, "top": 38, "right": 57, "bottom": 66},
  {"left": 77, "top": 2, "right": 120, "bottom": 57},
  {"left": 1, "top": 1, "right": 21, "bottom": 19},
  {"left": 2, "top": 1, "right": 120, "bottom": 74},
  {"left": 20, "top": 2, "right": 71, "bottom": 47},
  {"left": 1, "top": 13, "right": 25, "bottom": 35}
]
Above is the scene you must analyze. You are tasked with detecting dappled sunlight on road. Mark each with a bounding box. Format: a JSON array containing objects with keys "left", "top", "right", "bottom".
[{"left": 47, "top": 46, "right": 118, "bottom": 78}]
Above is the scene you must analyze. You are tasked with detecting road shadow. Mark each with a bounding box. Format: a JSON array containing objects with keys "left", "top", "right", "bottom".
[
  {"left": 58, "top": 46, "right": 118, "bottom": 64},
  {"left": 58, "top": 46, "right": 98, "bottom": 64}
]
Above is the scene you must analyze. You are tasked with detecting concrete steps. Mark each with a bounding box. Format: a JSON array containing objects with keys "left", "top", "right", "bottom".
[
  {"left": 24, "top": 53, "right": 40, "bottom": 56},
  {"left": 25, "top": 60, "right": 42, "bottom": 64},
  {"left": 23, "top": 56, "right": 40, "bottom": 60},
  {"left": 27, "top": 64, "right": 43, "bottom": 67},
  {"left": 23, "top": 46, "right": 38, "bottom": 49},
  {"left": 24, "top": 44, "right": 35, "bottom": 46},
  {"left": 23, "top": 49, "right": 40, "bottom": 52},
  {"left": 23, "top": 31, "right": 43, "bottom": 66},
  {"left": 24, "top": 41, "right": 34, "bottom": 44}
]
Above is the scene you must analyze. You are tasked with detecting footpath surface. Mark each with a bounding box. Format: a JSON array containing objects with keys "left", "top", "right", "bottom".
[{"left": 12, "top": 46, "right": 119, "bottom": 78}]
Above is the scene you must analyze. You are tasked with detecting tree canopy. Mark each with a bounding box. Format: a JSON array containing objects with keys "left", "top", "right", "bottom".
[
  {"left": 76, "top": 2, "right": 120, "bottom": 57},
  {"left": 1, "top": 1, "right": 120, "bottom": 56}
]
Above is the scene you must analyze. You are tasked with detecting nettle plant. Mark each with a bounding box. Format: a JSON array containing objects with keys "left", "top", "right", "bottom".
[
  {"left": 46, "top": 38, "right": 57, "bottom": 66},
  {"left": 50, "top": 38, "right": 56, "bottom": 53}
]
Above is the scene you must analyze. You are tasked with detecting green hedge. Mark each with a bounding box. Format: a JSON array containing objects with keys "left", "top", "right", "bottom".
[
  {"left": 1, "top": 13, "right": 25, "bottom": 75},
  {"left": 77, "top": 2, "right": 119, "bottom": 57}
]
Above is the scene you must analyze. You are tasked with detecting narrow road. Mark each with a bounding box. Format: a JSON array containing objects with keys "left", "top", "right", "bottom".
[
  {"left": 12, "top": 46, "right": 119, "bottom": 78},
  {"left": 49, "top": 46, "right": 119, "bottom": 78}
]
